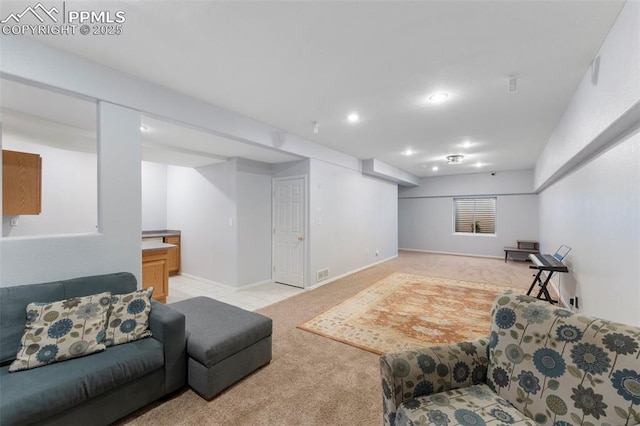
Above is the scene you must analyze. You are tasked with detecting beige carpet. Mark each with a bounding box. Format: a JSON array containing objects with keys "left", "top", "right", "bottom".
[
  {"left": 298, "top": 272, "right": 523, "bottom": 355},
  {"left": 117, "top": 251, "right": 536, "bottom": 426}
]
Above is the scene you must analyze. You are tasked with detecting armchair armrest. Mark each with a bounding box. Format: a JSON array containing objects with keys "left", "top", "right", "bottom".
[
  {"left": 379, "top": 338, "right": 489, "bottom": 426},
  {"left": 149, "top": 301, "right": 187, "bottom": 393}
]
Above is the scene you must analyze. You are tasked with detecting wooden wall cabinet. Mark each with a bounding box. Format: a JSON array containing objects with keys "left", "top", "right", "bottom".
[
  {"left": 164, "top": 235, "right": 181, "bottom": 275},
  {"left": 2, "top": 150, "right": 42, "bottom": 215}
]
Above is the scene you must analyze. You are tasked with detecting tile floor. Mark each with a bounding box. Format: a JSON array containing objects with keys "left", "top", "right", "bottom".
[{"left": 166, "top": 274, "right": 304, "bottom": 311}]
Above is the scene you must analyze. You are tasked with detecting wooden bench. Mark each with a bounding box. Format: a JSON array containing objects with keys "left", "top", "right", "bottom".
[{"left": 504, "top": 240, "right": 539, "bottom": 262}]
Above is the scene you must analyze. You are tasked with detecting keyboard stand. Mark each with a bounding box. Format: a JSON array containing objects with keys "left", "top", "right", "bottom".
[{"left": 527, "top": 266, "right": 558, "bottom": 304}]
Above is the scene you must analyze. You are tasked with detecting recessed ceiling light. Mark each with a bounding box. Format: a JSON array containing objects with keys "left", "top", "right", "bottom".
[
  {"left": 432, "top": 166, "right": 439, "bottom": 171},
  {"left": 347, "top": 113, "right": 360, "bottom": 123},
  {"left": 404, "top": 149, "right": 414, "bottom": 156},
  {"left": 475, "top": 162, "right": 483, "bottom": 168},
  {"left": 461, "top": 141, "right": 473, "bottom": 149},
  {"left": 446, "top": 154, "right": 464, "bottom": 164},
  {"left": 428, "top": 92, "right": 449, "bottom": 103},
  {"left": 140, "top": 125, "right": 148, "bottom": 131}
]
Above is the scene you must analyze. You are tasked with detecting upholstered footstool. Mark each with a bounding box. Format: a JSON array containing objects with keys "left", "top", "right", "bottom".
[{"left": 170, "top": 296, "right": 272, "bottom": 399}]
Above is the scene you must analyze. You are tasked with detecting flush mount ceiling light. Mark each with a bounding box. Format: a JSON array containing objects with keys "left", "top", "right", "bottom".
[
  {"left": 446, "top": 154, "right": 464, "bottom": 164},
  {"left": 461, "top": 141, "right": 473, "bottom": 149},
  {"left": 347, "top": 113, "right": 360, "bottom": 123},
  {"left": 475, "top": 162, "right": 483, "bottom": 168},
  {"left": 404, "top": 148, "right": 414, "bottom": 156},
  {"left": 432, "top": 166, "right": 439, "bottom": 171},
  {"left": 427, "top": 92, "right": 449, "bottom": 103}
]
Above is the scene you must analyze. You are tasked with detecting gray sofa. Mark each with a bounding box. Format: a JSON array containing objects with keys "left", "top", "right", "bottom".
[{"left": 0, "top": 272, "right": 187, "bottom": 426}]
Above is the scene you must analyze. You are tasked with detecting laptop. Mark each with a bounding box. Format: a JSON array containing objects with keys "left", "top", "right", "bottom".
[{"left": 552, "top": 245, "right": 572, "bottom": 261}]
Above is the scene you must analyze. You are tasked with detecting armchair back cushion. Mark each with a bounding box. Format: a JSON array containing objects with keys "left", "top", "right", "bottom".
[{"left": 487, "top": 292, "right": 640, "bottom": 425}]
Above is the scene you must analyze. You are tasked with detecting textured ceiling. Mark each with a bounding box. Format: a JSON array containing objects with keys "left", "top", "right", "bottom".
[{"left": 8, "top": 0, "right": 626, "bottom": 176}]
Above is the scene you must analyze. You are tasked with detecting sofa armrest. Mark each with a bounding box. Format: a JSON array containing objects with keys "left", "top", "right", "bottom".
[
  {"left": 149, "top": 301, "right": 187, "bottom": 394},
  {"left": 379, "top": 338, "right": 489, "bottom": 426}
]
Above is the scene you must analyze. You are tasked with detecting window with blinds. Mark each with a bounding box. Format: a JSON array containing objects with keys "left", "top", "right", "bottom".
[{"left": 453, "top": 198, "right": 496, "bottom": 234}]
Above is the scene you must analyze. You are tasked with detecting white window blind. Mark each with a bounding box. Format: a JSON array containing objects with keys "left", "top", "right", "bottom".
[{"left": 454, "top": 198, "right": 496, "bottom": 234}]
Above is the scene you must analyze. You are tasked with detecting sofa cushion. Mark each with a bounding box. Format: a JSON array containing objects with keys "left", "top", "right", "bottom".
[
  {"left": 9, "top": 292, "right": 112, "bottom": 372},
  {"left": 0, "top": 273, "right": 137, "bottom": 366},
  {"left": 487, "top": 292, "right": 640, "bottom": 425},
  {"left": 396, "top": 384, "right": 535, "bottom": 425},
  {"left": 0, "top": 337, "right": 164, "bottom": 425},
  {"left": 105, "top": 288, "right": 153, "bottom": 346},
  {"left": 0, "top": 283, "right": 66, "bottom": 365}
]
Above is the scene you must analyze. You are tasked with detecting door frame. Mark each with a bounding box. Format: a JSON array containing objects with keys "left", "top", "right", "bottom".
[{"left": 271, "top": 175, "right": 308, "bottom": 288}]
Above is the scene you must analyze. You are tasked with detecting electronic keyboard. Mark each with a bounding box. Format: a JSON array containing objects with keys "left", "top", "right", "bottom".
[{"left": 529, "top": 253, "right": 569, "bottom": 273}]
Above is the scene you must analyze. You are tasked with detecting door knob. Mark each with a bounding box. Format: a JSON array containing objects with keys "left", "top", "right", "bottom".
[{"left": 298, "top": 236, "right": 304, "bottom": 241}]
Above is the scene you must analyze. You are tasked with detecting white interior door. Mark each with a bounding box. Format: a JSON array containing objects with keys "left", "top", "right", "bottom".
[{"left": 273, "top": 177, "right": 305, "bottom": 288}]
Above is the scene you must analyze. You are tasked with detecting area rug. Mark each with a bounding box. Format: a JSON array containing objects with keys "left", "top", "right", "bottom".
[{"left": 298, "top": 272, "right": 522, "bottom": 355}]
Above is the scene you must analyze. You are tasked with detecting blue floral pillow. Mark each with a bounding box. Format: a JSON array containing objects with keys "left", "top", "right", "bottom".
[
  {"left": 9, "top": 292, "right": 112, "bottom": 372},
  {"left": 105, "top": 288, "right": 153, "bottom": 346}
]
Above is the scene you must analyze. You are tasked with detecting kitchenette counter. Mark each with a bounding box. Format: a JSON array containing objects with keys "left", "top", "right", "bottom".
[
  {"left": 142, "top": 240, "right": 177, "bottom": 253},
  {"left": 142, "top": 229, "right": 181, "bottom": 238}
]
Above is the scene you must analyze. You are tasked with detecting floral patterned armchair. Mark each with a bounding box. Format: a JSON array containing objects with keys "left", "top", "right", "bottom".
[{"left": 380, "top": 291, "right": 640, "bottom": 426}]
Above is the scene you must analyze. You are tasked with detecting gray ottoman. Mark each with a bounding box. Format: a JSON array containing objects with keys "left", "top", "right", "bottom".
[{"left": 170, "top": 296, "right": 272, "bottom": 399}]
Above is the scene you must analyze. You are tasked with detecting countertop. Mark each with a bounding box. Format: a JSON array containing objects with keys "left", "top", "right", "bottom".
[
  {"left": 142, "top": 240, "right": 177, "bottom": 253},
  {"left": 142, "top": 230, "right": 181, "bottom": 238}
]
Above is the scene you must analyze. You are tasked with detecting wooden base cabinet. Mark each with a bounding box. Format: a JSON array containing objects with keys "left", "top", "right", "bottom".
[
  {"left": 142, "top": 249, "right": 170, "bottom": 303},
  {"left": 164, "top": 236, "right": 181, "bottom": 275}
]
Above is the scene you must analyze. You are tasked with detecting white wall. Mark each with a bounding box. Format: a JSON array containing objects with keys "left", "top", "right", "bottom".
[
  {"left": 400, "top": 169, "right": 534, "bottom": 198},
  {"left": 1, "top": 37, "right": 409, "bottom": 290},
  {"left": 166, "top": 158, "right": 274, "bottom": 287},
  {"left": 141, "top": 161, "right": 168, "bottom": 230},
  {"left": 166, "top": 161, "right": 237, "bottom": 286},
  {"left": 535, "top": 1, "right": 640, "bottom": 190},
  {"left": 236, "top": 159, "right": 273, "bottom": 286},
  {"left": 308, "top": 159, "right": 398, "bottom": 285},
  {"left": 535, "top": 2, "right": 640, "bottom": 325},
  {"left": 398, "top": 170, "right": 538, "bottom": 258},
  {"left": 1, "top": 103, "right": 142, "bottom": 286},
  {"left": 2, "top": 139, "right": 97, "bottom": 237},
  {"left": 272, "top": 158, "right": 399, "bottom": 287},
  {"left": 539, "top": 134, "right": 639, "bottom": 325}
]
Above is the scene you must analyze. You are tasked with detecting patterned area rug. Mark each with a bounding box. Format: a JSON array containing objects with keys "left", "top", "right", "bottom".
[{"left": 298, "top": 272, "right": 522, "bottom": 355}]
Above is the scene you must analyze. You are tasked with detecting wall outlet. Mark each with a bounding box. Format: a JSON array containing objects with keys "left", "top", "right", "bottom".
[
  {"left": 375, "top": 249, "right": 379, "bottom": 256},
  {"left": 10, "top": 216, "right": 19, "bottom": 227}
]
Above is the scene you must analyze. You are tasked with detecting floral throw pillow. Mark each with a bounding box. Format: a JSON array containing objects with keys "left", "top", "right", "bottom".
[
  {"left": 105, "top": 288, "right": 153, "bottom": 346},
  {"left": 9, "top": 292, "right": 112, "bottom": 372}
]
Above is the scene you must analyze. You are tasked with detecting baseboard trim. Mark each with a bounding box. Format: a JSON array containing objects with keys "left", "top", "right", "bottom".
[
  {"left": 234, "top": 279, "right": 276, "bottom": 291},
  {"left": 306, "top": 254, "right": 399, "bottom": 290},
  {"left": 176, "top": 273, "right": 271, "bottom": 292},
  {"left": 399, "top": 248, "right": 503, "bottom": 260},
  {"left": 177, "top": 273, "right": 233, "bottom": 288}
]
